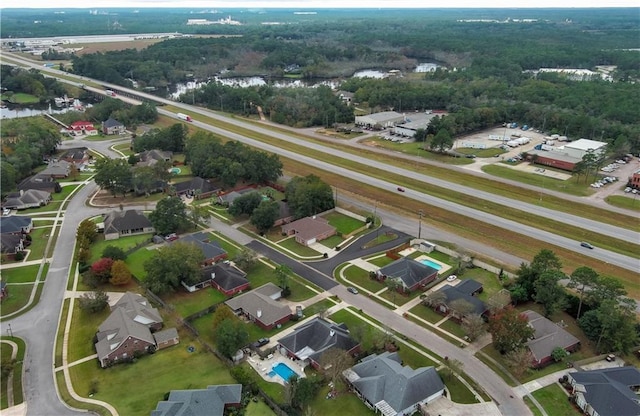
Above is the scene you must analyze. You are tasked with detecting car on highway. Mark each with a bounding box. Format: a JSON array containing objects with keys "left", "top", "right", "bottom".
[
  {"left": 397, "top": 187, "right": 405, "bottom": 192},
  {"left": 580, "top": 242, "right": 594, "bottom": 249},
  {"left": 347, "top": 287, "right": 359, "bottom": 294},
  {"left": 252, "top": 338, "right": 270, "bottom": 348}
]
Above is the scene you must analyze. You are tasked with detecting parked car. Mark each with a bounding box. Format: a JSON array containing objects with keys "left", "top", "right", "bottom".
[
  {"left": 2, "top": 208, "right": 10, "bottom": 216},
  {"left": 446, "top": 275, "right": 458, "bottom": 282},
  {"left": 605, "top": 354, "right": 616, "bottom": 362},
  {"left": 253, "top": 338, "right": 270, "bottom": 348},
  {"left": 397, "top": 187, "right": 405, "bottom": 192},
  {"left": 164, "top": 233, "right": 179, "bottom": 241},
  {"left": 347, "top": 287, "right": 359, "bottom": 294},
  {"left": 580, "top": 242, "right": 594, "bottom": 249}
]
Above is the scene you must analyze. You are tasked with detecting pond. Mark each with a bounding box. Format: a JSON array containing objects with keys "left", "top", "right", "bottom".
[{"left": 0, "top": 103, "right": 85, "bottom": 119}]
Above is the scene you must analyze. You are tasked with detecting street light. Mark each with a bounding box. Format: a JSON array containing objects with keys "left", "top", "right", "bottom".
[{"left": 418, "top": 210, "right": 424, "bottom": 239}]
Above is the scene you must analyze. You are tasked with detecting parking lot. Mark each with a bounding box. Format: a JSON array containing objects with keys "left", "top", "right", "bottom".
[{"left": 454, "top": 126, "right": 549, "bottom": 159}]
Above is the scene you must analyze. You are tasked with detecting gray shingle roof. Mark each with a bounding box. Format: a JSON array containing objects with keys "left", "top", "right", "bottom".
[
  {"left": 570, "top": 367, "right": 640, "bottom": 416},
  {"left": 173, "top": 177, "right": 220, "bottom": 195},
  {"left": 1, "top": 234, "right": 23, "bottom": 254},
  {"left": 112, "top": 292, "right": 163, "bottom": 327},
  {"left": 279, "top": 318, "right": 359, "bottom": 363},
  {"left": 345, "top": 351, "right": 444, "bottom": 415},
  {"left": 281, "top": 216, "right": 336, "bottom": 242},
  {"left": 176, "top": 233, "right": 226, "bottom": 261},
  {"left": 103, "top": 118, "right": 123, "bottom": 128},
  {"left": 151, "top": 384, "right": 242, "bottom": 416},
  {"left": 103, "top": 210, "right": 153, "bottom": 235},
  {"left": 153, "top": 328, "right": 179, "bottom": 345},
  {"left": 524, "top": 310, "right": 580, "bottom": 362},
  {"left": 225, "top": 283, "right": 290, "bottom": 327},
  {"left": 0, "top": 216, "right": 32, "bottom": 234},
  {"left": 4, "top": 190, "right": 51, "bottom": 209},
  {"left": 437, "top": 284, "right": 488, "bottom": 315},
  {"left": 202, "top": 263, "right": 248, "bottom": 291},
  {"left": 378, "top": 257, "right": 438, "bottom": 289},
  {"left": 454, "top": 279, "right": 483, "bottom": 296},
  {"left": 95, "top": 307, "right": 155, "bottom": 362}
]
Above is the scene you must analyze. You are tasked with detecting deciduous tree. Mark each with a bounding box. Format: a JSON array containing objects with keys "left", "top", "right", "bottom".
[
  {"left": 78, "top": 290, "right": 109, "bottom": 313},
  {"left": 488, "top": 306, "right": 534, "bottom": 354},
  {"left": 567, "top": 266, "right": 598, "bottom": 319},
  {"left": 215, "top": 317, "right": 249, "bottom": 359},
  {"left": 148, "top": 196, "right": 189, "bottom": 235},
  {"left": 90, "top": 257, "right": 114, "bottom": 283},
  {"left": 250, "top": 200, "right": 279, "bottom": 234},
  {"left": 143, "top": 242, "right": 205, "bottom": 294},
  {"left": 109, "top": 260, "right": 132, "bottom": 286},
  {"left": 534, "top": 270, "right": 568, "bottom": 317},
  {"left": 504, "top": 348, "right": 533, "bottom": 379}
]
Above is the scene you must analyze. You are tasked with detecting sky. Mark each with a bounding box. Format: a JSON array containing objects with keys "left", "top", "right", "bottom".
[{"left": 6, "top": 0, "right": 640, "bottom": 8}]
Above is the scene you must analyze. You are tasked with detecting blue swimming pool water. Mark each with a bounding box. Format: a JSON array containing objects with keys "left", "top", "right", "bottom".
[
  {"left": 272, "top": 362, "right": 297, "bottom": 382},
  {"left": 420, "top": 259, "right": 442, "bottom": 270}
]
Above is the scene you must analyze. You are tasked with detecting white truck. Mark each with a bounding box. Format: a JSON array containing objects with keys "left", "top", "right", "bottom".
[{"left": 177, "top": 113, "right": 192, "bottom": 122}]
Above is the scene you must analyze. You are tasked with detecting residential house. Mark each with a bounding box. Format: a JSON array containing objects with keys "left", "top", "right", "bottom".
[
  {"left": 569, "top": 367, "right": 640, "bottom": 416},
  {"left": 59, "top": 147, "right": 91, "bottom": 167},
  {"left": 174, "top": 232, "right": 227, "bottom": 265},
  {"left": 217, "top": 188, "right": 257, "bottom": 206},
  {"left": 1, "top": 234, "right": 25, "bottom": 259},
  {"left": 343, "top": 351, "right": 445, "bottom": 416},
  {"left": 69, "top": 121, "right": 98, "bottom": 136},
  {"left": 281, "top": 216, "right": 337, "bottom": 246},
  {"left": 336, "top": 90, "right": 354, "bottom": 105},
  {"left": 184, "top": 262, "right": 249, "bottom": 295},
  {"left": 39, "top": 160, "right": 71, "bottom": 178},
  {"left": 3, "top": 190, "right": 51, "bottom": 210},
  {"left": 102, "top": 209, "right": 155, "bottom": 241},
  {"left": 376, "top": 257, "right": 439, "bottom": 292},
  {"left": 151, "top": 384, "right": 242, "bottom": 416},
  {"left": 17, "top": 175, "right": 62, "bottom": 194},
  {"left": 434, "top": 280, "right": 489, "bottom": 320},
  {"left": 273, "top": 201, "right": 294, "bottom": 227},
  {"left": 524, "top": 310, "right": 581, "bottom": 368},
  {"left": 0, "top": 216, "right": 33, "bottom": 234},
  {"left": 95, "top": 292, "right": 173, "bottom": 367},
  {"left": 225, "top": 283, "right": 291, "bottom": 330},
  {"left": 173, "top": 177, "right": 220, "bottom": 199},
  {"left": 278, "top": 318, "right": 360, "bottom": 369},
  {"left": 102, "top": 118, "right": 126, "bottom": 135},
  {"left": 136, "top": 149, "right": 173, "bottom": 168}
]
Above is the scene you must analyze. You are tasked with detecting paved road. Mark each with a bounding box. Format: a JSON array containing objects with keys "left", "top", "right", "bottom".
[
  {"left": 4, "top": 182, "right": 103, "bottom": 416},
  {"left": 5, "top": 53, "right": 637, "bottom": 270}
]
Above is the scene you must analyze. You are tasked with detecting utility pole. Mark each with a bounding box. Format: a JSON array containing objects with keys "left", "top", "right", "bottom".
[{"left": 418, "top": 209, "right": 423, "bottom": 239}]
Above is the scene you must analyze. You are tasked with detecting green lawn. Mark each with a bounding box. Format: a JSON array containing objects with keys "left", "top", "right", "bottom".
[
  {"left": 0, "top": 284, "right": 38, "bottom": 316},
  {"left": 111, "top": 143, "right": 133, "bottom": 157},
  {"left": 161, "top": 288, "right": 226, "bottom": 319},
  {"left": 209, "top": 232, "right": 242, "bottom": 259},
  {"left": 605, "top": 195, "right": 640, "bottom": 212},
  {"left": 284, "top": 277, "right": 317, "bottom": 302},
  {"left": 439, "top": 318, "right": 467, "bottom": 338},
  {"left": 323, "top": 211, "right": 365, "bottom": 234},
  {"left": 364, "top": 138, "right": 473, "bottom": 165},
  {"left": 310, "top": 385, "right": 374, "bottom": 415},
  {"left": 1, "top": 342, "right": 12, "bottom": 409},
  {"left": 531, "top": 384, "right": 580, "bottom": 416},
  {"left": 67, "top": 304, "right": 111, "bottom": 363},
  {"left": 0, "top": 336, "right": 26, "bottom": 410},
  {"left": 443, "top": 373, "right": 480, "bottom": 404},
  {"left": 456, "top": 147, "right": 507, "bottom": 158},
  {"left": 303, "top": 298, "right": 338, "bottom": 317},
  {"left": 368, "top": 256, "right": 395, "bottom": 268},
  {"left": 379, "top": 287, "right": 419, "bottom": 307},
  {"left": 1, "top": 264, "right": 41, "bottom": 283},
  {"left": 342, "top": 265, "right": 384, "bottom": 293},
  {"left": 123, "top": 248, "right": 156, "bottom": 283},
  {"left": 524, "top": 396, "right": 545, "bottom": 416},
  {"left": 54, "top": 184, "right": 81, "bottom": 201},
  {"left": 409, "top": 303, "right": 445, "bottom": 324},
  {"left": 317, "top": 234, "right": 344, "bottom": 249},
  {"left": 68, "top": 334, "right": 235, "bottom": 416},
  {"left": 461, "top": 268, "right": 503, "bottom": 302},
  {"left": 427, "top": 250, "right": 454, "bottom": 264},
  {"left": 481, "top": 165, "right": 592, "bottom": 196},
  {"left": 25, "top": 226, "right": 53, "bottom": 259},
  {"left": 90, "top": 234, "right": 154, "bottom": 263},
  {"left": 1, "top": 92, "right": 39, "bottom": 104},
  {"left": 277, "top": 237, "right": 322, "bottom": 257},
  {"left": 246, "top": 397, "right": 277, "bottom": 416}
]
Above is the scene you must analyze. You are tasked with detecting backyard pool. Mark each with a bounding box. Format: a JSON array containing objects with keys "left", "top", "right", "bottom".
[
  {"left": 420, "top": 259, "right": 442, "bottom": 270},
  {"left": 270, "top": 362, "right": 297, "bottom": 383},
  {"left": 169, "top": 167, "right": 181, "bottom": 174}
]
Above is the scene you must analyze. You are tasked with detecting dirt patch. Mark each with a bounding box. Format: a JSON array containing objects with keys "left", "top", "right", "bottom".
[{"left": 74, "top": 39, "right": 165, "bottom": 55}]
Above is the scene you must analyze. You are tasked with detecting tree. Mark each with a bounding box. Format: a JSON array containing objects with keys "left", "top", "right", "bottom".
[
  {"left": 488, "top": 306, "right": 535, "bottom": 354},
  {"left": 290, "top": 376, "right": 321, "bottom": 411},
  {"left": 285, "top": 175, "right": 335, "bottom": 219},
  {"left": 504, "top": 348, "right": 533, "bottom": 379},
  {"left": 274, "top": 264, "right": 291, "bottom": 296},
  {"left": 188, "top": 204, "right": 211, "bottom": 227},
  {"left": 228, "top": 192, "right": 262, "bottom": 216},
  {"left": 567, "top": 266, "right": 598, "bottom": 319},
  {"left": 233, "top": 248, "right": 258, "bottom": 270},
  {"left": 76, "top": 219, "right": 97, "bottom": 250},
  {"left": 90, "top": 258, "right": 114, "bottom": 284},
  {"left": 143, "top": 242, "right": 205, "bottom": 294},
  {"left": 534, "top": 270, "right": 568, "bottom": 317},
  {"left": 551, "top": 346, "right": 568, "bottom": 363},
  {"left": 149, "top": 196, "right": 189, "bottom": 235},
  {"left": 515, "top": 249, "right": 563, "bottom": 301},
  {"left": 422, "top": 290, "right": 447, "bottom": 309},
  {"left": 93, "top": 158, "right": 133, "bottom": 197},
  {"left": 579, "top": 299, "right": 638, "bottom": 354},
  {"left": 109, "top": 260, "right": 132, "bottom": 286},
  {"left": 318, "top": 348, "right": 354, "bottom": 390},
  {"left": 429, "top": 128, "right": 453, "bottom": 152},
  {"left": 587, "top": 276, "right": 627, "bottom": 306},
  {"left": 250, "top": 200, "right": 279, "bottom": 234},
  {"left": 102, "top": 245, "right": 127, "bottom": 261},
  {"left": 448, "top": 298, "right": 475, "bottom": 321},
  {"left": 461, "top": 314, "right": 486, "bottom": 341},
  {"left": 215, "top": 317, "right": 249, "bottom": 359},
  {"left": 212, "top": 305, "right": 236, "bottom": 330},
  {"left": 78, "top": 290, "right": 109, "bottom": 313},
  {"left": 385, "top": 278, "right": 403, "bottom": 306}
]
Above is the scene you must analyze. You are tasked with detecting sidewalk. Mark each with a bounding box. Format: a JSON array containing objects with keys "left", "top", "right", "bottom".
[{"left": 514, "top": 368, "right": 577, "bottom": 398}]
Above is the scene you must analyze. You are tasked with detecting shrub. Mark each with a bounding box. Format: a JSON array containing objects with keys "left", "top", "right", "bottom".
[
  {"left": 102, "top": 245, "right": 127, "bottom": 261},
  {"left": 14, "top": 251, "right": 25, "bottom": 261}
]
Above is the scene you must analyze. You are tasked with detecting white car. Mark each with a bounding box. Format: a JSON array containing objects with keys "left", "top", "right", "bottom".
[
  {"left": 446, "top": 275, "right": 458, "bottom": 282},
  {"left": 2, "top": 208, "right": 10, "bottom": 216}
]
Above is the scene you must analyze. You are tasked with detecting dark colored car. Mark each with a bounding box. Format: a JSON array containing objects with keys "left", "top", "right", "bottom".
[
  {"left": 253, "top": 338, "right": 270, "bottom": 348},
  {"left": 580, "top": 242, "right": 594, "bottom": 249},
  {"left": 397, "top": 187, "right": 405, "bottom": 192}
]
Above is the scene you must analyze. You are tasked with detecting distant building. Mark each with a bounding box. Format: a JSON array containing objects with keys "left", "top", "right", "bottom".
[
  {"left": 628, "top": 169, "right": 640, "bottom": 189},
  {"left": 355, "top": 111, "right": 405, "bottom": 129},
  {"left": 102, "top": 118, "right": 125, "bottom": 135}
]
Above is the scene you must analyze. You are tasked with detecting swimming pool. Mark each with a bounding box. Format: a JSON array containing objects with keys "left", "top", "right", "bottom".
[
  {"left": 169, "top": 167, "right": 181, "bottom": 174},
  {"left": 420, "top": 259, "right": 442, "bottom": 270},
  {"left": 271, "top": 362, "right": 297, "bottom": 383}
]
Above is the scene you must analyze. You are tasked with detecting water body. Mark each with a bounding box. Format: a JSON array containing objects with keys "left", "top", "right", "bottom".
[{"left": 0, "top": 104, "right": 83, "bottom": 119}]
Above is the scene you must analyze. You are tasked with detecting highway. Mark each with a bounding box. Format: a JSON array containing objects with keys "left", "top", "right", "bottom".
[{"left": 3, "top": 50, "right": 637, "bottom": 272}]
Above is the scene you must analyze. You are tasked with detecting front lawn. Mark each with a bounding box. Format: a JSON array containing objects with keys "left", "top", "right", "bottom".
[
  {"left": 323, "top": 211, "right": 365, "bottom": 234},
  {"left": 342, "top": 265, "right": 383, "bottom": 293},
  {"left": 277, "top": 237, "right": 321, "bottom": 257},
  {"left": 0, "top": 284, "right": 38, "bottom": 316},
  {"left": 439, "top": 318, "right": 467, "bottom": 338},
  {"left": 67, "top": 304, "right": 111, "bottom": 363},
  {"left": 367, "top": 255, "right": 395, "bottom": 268},
  {"left": 409, "top": 303, "right": 445, "bottom": 324},
  {"left": 25, "top": 226, "right": 52, "bottom": 259},
  {"left": 531, "top": 384, "right": 580, "bottom": 416},
  {"left": 317, "top": 234, "right": 343, "bottom": 249},
  {"left": 1, "top": 264, "right": 41, "bottom": 283},
  {"left": 90, "top": 234, "right": 154, "bottom": 263},
  {"left": 68, "top": 334, "right": 235, "bottom": 416}
]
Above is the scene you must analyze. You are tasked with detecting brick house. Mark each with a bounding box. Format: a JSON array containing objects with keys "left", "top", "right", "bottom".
[
  {"left": 184, "top": 262, "right": 249, "bottom": 296},
  {"left": 376, "top": 257, "right": 439, "bottom": 292},
  {"left": 281, "top": 216, "right": 336, "bottom": 246},
  {"left": 224, "top": 283, "right": 291, "bottom": 330}
]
